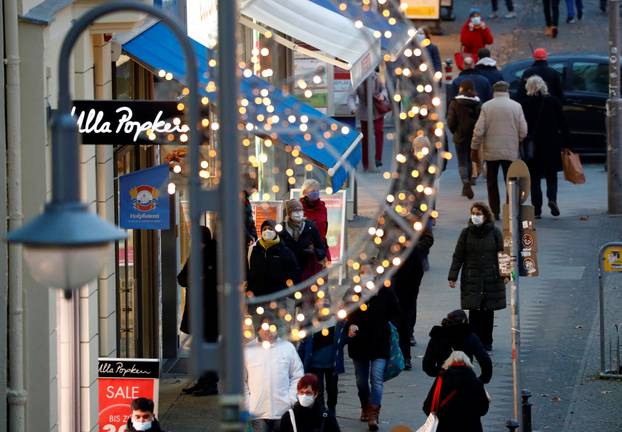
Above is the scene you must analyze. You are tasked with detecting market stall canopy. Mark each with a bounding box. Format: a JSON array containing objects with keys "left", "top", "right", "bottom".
[
  {"left": 121, "top": 22, "right": 361, "bottom": 191},
  {"left": 239, "top": 0, "right": 381, "bottom": 89}
]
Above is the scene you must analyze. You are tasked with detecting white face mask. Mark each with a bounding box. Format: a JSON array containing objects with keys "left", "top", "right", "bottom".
[
  {"left": 471, "top": 16, "right": 481, "bottom": 26},
  {"left": 132, "top": 420, "right": 153, "bottom": 431},
  {"left": 291, "top": 211, "right": 304, "bottom": 222},
  {"left": 298, "top": 394, "right": 315, "bottom": 408},
  {"left": 471, "top": 214, "right": 484, "bottom": 226},
  {"left": 261, "top": 229, "right": 276, "bottom": 241}
]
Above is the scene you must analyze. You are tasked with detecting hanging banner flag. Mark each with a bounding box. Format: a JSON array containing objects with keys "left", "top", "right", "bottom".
[
  {"left": 119, "top": 164, "right": 170, "bottom": 230},
  {"left": 98, "top": 358, "right": 160, "bottom": 432}
]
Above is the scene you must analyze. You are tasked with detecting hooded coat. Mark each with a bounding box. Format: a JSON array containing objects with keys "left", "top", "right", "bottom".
[
  {"left": 518, "top": 60, "right": 564, "bottom": 103},
  {"left": 423, "top": 366, "right": 489, "bottom": 432},
  {"left": 460, "top": 21, "right": 493, "bottom": 60},
  {"left": 449, "top": 70, "right": 492, "bottom": 103},
  {"left": 422, "top": 323, "right": 492, "bottom": 384},
  {"left": 280, "top": 220, "right": 327, "bottom": 281},
  {"left": 448, "top": 221, "right": 506, "bottom": 311},
  {"left": 247, "top": 239, "right": 300, "bottom": 297},
  {"left": 474, "top": 57, "right": 504, "bottom": 85},
  {"left": 447, "top": 95, "right": 482, "bottom": 148},
  {"left": 301, "top": 196, "right": 331, "bottom": 261},
  {"left": 279, "top": 401, "right": 341, "bottom": 432}
]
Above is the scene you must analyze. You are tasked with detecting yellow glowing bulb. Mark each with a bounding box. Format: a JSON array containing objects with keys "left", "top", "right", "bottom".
[{"left": 337, "top": 309, "right": 347, "bottom": 319}]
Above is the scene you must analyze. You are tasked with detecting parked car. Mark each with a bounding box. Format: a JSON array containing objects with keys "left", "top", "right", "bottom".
[{"left": 502, "top": 53, "right": 612, "bottom": 155}]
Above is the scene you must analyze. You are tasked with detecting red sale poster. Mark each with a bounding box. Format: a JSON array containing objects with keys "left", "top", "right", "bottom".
[{"left": 98, "top": 358, "right": 159, "bottom": 432}]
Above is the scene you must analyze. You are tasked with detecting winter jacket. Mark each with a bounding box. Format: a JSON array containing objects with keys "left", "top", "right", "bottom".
[
  {"left": 244, "top": 338, "right": 305, "bottom": 420},
  {"left": 280, "top": 402, "right": 341, "bottom": 432},
  {"left": 301, "top": 197, "right": 331, "bottom": 261},
  {"left": 520, "top": 94, "right": 571, "bottom": 176},
  {"left": 448, "top": 222, "right": 506, "bottom": 311},
  {"left": 347, "top": 287, "right": 401, "bottom": 361},
  {"left": 280, "top": 220, "right": 327, "bottom": 281},
  {"left": 471, "top": 92, "right": 528, "bottom": 162},
  {"left": 518, "top": 60, "right": 564, "bottom": 103},
  {"left": 460, "top": 21, "right": 493, "bottom": 60},
  {"left": 474, "top": 57, "right": 504, "bottom": 86},
  {"left": 426, "top": 43, "right": 442, "bottom": 72},
  {"left": 125, "top": 419, "right": 165, "bottom": 432},
  {"left": 423, "top": 366, "right": 489, "bottom": 432},
  {"left": 298, "top": 323, "right": 346, "bottom": 374},
  {"left": 392, "top": 226, "right": 434, "bottom": 292},
  {"left": 447, "top": 95, "right": 482, "bottom": 148},
  {"left": 422, "top": 323, "right": 492, "bottom": 384},
  {"left": 347, "top": 72, "right": 389, "bottom": 121},
  {"left": 449, "top": 70, "right": 492, "bottom": 103},
  {"left": 247, "top": 240, "right": 300, "bottom": 297}
]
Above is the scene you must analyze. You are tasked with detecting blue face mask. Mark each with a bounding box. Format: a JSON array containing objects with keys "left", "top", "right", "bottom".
[
  {"left": 306, "top": 191, "right": 320, "bottom": 201},
  {"left": 471, "top": 16, "right": 482, "bottom": 26}
]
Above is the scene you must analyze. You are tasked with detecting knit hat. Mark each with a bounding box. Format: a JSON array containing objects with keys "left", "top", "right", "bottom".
[
  {"left": 261, "top": 219, "right": 276, "bottom": 230},
  {"left": 492, "top": 81, "right": 510, "bottom": 92},
  {"left": 533, "top": 48, "right": 548, "bottom": 61},
  {"left": 468, "top": 7, "right": 481, "bottom": 16},
  {"left": 285, "top": 199, "right": 303, "bottom": 214},
  {"left": 442, "top": 309, "right": 468, "bottom": 327}
]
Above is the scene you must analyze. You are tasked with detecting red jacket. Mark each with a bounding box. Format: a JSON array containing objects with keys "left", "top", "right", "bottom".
[
  {"left": 460, "top": 21, "right": 493, "bottom": 60},
  {"left": 301, "top": 197, "right": 331, "bottom": 261}
]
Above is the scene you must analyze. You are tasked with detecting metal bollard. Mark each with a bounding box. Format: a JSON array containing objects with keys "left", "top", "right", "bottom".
[
  {"left": 506, "top": 420, "right": 520, "bottom": 431},
  {"left": 522, "top": 389, "right": 533, "bottom": 432}
]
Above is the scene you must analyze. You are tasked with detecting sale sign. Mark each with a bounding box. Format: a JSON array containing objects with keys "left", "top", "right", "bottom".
[{"left": 98, "top": 358, "right": 160, "bottom": 432}]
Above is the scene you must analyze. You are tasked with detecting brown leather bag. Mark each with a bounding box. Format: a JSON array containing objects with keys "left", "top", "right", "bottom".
[{"left": 561, "top": 149, "right": 586, "bottom": 184}]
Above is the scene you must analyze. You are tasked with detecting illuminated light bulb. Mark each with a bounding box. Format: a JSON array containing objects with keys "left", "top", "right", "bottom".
[
  {"left": 389, "top": 17, "right": 397, "bottom": 25},
  {"left": 384, "top": 30, "right": 392, "bottom": 38},
  {"left": 396, "top": 153, "right": 407, "bottom": 163},
  {"left": 261, "top": 69, "right": 274, "bottom": 78},
  {"left": 376, "top": 228, "right": 384, "bottom": 237},
  {"left": 165, "top": 72, "right": 173, "bottom": 80},
  {"left": 261, "top": 322, "right": 270, "bottom": 331},
  {"left": 256, "top": 306, "right": 265, "bottom": 315},
  {"left": 298, "top": 330, "right": 307, "bottom": 339},
  {"left": 434, "top": 71, "right": 443, "bottom": 80},
  {"left": 373, "top": 30, "right": 382, "bottom": 39},
  {"left": 354, "top": 285, "right": 362, "bottom": 293},
  {"left": 262, "top": 193, "right": 271, "bottom": 200},
  {"left": 211, "top": 122, "right": 220, "bottom": 130},
  {"left": 244, "top": 318, "right": 253, "bottom": 326},
  {"left": 313, "top": 75, "right": 322, "bottom": 84},
  {"left": 296, "top": 313, "right": 305, "bottom": 322},
  {"left": 366, "top": 280, "right": 375, "bottom": 290},
  {"left": 424, "top": 187, "right": 434, "bottom": 195},
  {"left": 393, "top": 94, "right": 401, "bottom": 102},
  {"left": 393, "top": 257, "right": 402, "bottom": 266},
  {"left": 399, "top": 235, "right": 407, "bottom": 243},
  {"left": 200, "top": 160, "right": 209, "bottom": 169},
  {"left": 425, "top": 84, "right": 433, "bottom": 93},
  {"left": 352, "top": 262, "right": 360, "bottom": 270},
  {"left": 386, "top": 194, "right": 395, "bottom": 203},
  {"left": 422, "top": 147, "right": 430, "bottom": 155},
  {"left": 284, "top": 313, "right": 292, "bottom": 322},
  {"left": 208, "top": 59, "right": 217, "bottom": 67},
  {"left": 404, "top": 49, "right": 413, "bottom": 57},
  {"left": 414, "top": 221, "right": 423, "bottom": 231},
  {"left": 431, "top": 210, "right": 439, "bottom": 218},
  {"left": 262, "top": 341, "right": 271, "bottom": 349},
  {"left": 341, "top": 126, "right": 350, "bottom": 135},
  {"left": 294, "top": 157, "right": 303, "bottom": 165},
  {"left": 376, "top": 266, "right": 385, "bottom": 274},
  {"left": 179, "top": 134, "right": 188, "bottom": 143},
  {"left": 435, "top": 128, "right": 443, "bottom": 137},
  {"left": 158, "top": 69, "right": 166, "bottom": 78},
  {"left": 321, "top": 308, "right": 330, "bottom": 316},
  {"left": 288, "top": 177, "right": 296, "bottom": 185},
  {"left": 199, "top": 170, "right": 209, "bottom": 179},
  {"left": 354, "top": 20, "right": 364, "bottom": 28},
  {"left": 321, "top": 328, "right": 330, "bottom": 337},
  {"left": 285, "top": 168, "right": 294, "bottom": 176},
  {"left": 173, "top": 165, "right": 182, "bottom": 174},
  {"left": 317, "top": 290, "right": 325, "bottom": 299},
  {"left": 420, "top": 203, "right": 429, "bottom": 211},
  {"left": 383, "top": 172, "right": 391, "bottom": 180},
  {"left": 337, "top": 309, "right": 347, "bottom": 319},
  {"left": 432, "top": 97, "right": 441, "bottom": 107},
  {"left": 420, "top": 108, "right": 429, "bottom": 116},
  {"left": 177, "top": 102, "right": 185, "bottom": 111},
  {"left": 241, "top": 98, "right": 249, "bottom": 107},
  {"left": 360, "top": 304, "right": 368, "bottom": 312},
  {"left": 245, "top": 123, "right": 254, "bottom": 132},
  {"left": 399, "top": 112, "right": 407, "bottom": 120},
  {"left": 294, "top": 291, "right": 302, "bottom": 300},
  {"left": 428, "top": 166, "right": 437, "bottom": 174},
  {"left": 416, "top": 185, "right": 425, "bottom": 192},
  {"left": 167, "top": 182, "right": 176, "bottom": 195},
  {"left": 244, "top": 330, "right": 253, "bottom": 339},
  {"left": 304, "top": 89, "right": 313, "bottom": 98},
  {"left": 288, "top": 115, "right": 296, "bottom": 123},
  {"left": 260, "top": 48, "right": 269, "bottom": 56},
  {"left": 368, "top": 227, "right": 377, "bottom": 236},
  {"left": 443, "top": 151, "right": 453, "bottom": 160},
  {"left": 297, "top": 79, "right": 308, "bottom": 89},
  {"left": 271, "top": 185, "right": 280, "bottom": 193},
  {"left": 325, "top": 187, "right": 333, "bottom": 194},
  {"left": 414, "top": 48, "right": 422, "bottom": 56}
]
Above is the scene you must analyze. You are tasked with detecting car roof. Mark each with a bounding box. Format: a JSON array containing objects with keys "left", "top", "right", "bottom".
[{"left": 501, "top": 53, "right": 610, "bottom": 71}]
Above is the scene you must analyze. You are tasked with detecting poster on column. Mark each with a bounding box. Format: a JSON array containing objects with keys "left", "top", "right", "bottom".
[
  {"left": 98, "top": 358, "right": 160, "bottom": 432},
  {"left": 251, "top": 201, "right": 284, "bottom": 238},
  {"left": 119, "top": 164, "right": 170, "bottom": 230}
]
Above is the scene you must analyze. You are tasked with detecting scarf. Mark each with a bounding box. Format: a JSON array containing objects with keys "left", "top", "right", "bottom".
[
  {"left": 286, "top": 219, "right": 305, "bottom": 241},
  {"left": 259, "top": 236, "right": 280, "bottom": 250}
]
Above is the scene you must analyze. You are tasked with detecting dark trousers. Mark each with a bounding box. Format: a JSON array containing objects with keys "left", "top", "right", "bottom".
[
  {"left": 543, "top": 0, "right": 560, "bottom": 26},
  {"left": 361, "top": 118, "right": 385, "bottom": 169},
  {"left": 251, "top": 419, "right": 281, "bottom": 432},
  {"left": 309, "top": 367, "right": 339, "bottom": 413},
  {"left": 485, "top": 160, "right": 512, "bottom": 217},
  {"left": 395, "top": 273, "right": 424, "bottom": 361},
  {"left": 469, "top": 309, "right": 495, "bottom": 347},
  {"left": 454, "top": 141, "right": 472, "bottom": 183},
  {"left": 531, "top": 172, "right": 558, "bottom": 215},
  {"left": 492, "top": 0, "right": 514, "bottom": 12}
]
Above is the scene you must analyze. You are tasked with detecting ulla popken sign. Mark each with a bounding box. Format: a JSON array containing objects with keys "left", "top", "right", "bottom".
[{"left": 72, "top": 100, "right": 187, "bottom": 144}]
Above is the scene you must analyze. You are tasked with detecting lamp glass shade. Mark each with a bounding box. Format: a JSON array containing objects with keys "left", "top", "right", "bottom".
[{"left": 23, "top": 243, "right": 111, "bottom": 290}]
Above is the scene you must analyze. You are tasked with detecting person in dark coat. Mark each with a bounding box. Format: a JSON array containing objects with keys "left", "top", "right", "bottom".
[
  {"left": 423, "top": 351, "right": 489, "bottom": 432},
  {"left": 447, "top": 79, "right": 482, "bottom": 199},
  {"left": 177, "top": 226, "right": 219, "bottom": 396},
  {"left": 393, "top": 222, "right": 434, "bottom": 370},
  {"left": 280, "top": 199, "right": 327, "bottom": 281},
  {"left": 301, "top": 179, "right": 331, "bottom": 261},
  {"left": 521, "top": 75, "right": 571, "bottom": 218},
  {"left": 422, "top": 310, "right": 492, "bottom": 384},
  {"left": 449, "top": 56, "right": 492, "bottom": 103},
  {"left": 422, "top": 27, "right": 442, "bottom": 73},
  {"left": 247, "top": 219, "right": 300, "bottom": 297},
  {"left": 280, "top": 374, "right": 341, "bottom": 432},
  {"left": 448, "top": 202, "right": 506, "bottom": 351},
  {"left": 474, "top": 48, "right": 504, "bottom": 85},
  {"left": 346, "top": 285, "right": 401, "bottom": 431},
  {"left": 518, "top": 48, "right": 564, "bottom": 103},
  {"left": 242, "top": 172, "right": 259, "bottom": 248}
]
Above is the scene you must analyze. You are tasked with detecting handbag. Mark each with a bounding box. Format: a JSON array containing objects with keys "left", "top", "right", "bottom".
[
  {"left": 383, "top": 322, "right": 405, "bottom": 381},
  {"left": 373, "top": 94, "right": 392, "bottom": 115},
  {"left": 416, "top": 377, "right": 458, "bottom": 432},
  {"left": 561, "top": 149, "right": 586, "bottom": 184}
]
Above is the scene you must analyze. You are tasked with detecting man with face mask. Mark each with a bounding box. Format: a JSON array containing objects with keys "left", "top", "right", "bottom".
[
  {"left": 300, "top": 179, "right": 331, "bottom": 262},
  {"left": 280, "top": 199, "right": 327, "bottom": 281},
  {"left": 126, "top": 398, "right": 164, "bottom": 432},
  {"left": 247, "top": 220, "right": 300, "bottom": 297},
  {"left": 279, "top": 373, "right": 341, "bottom": 432}
]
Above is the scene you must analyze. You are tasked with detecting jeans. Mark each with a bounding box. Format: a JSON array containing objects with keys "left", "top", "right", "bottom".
[
  {"left": 309, "top": 367, "right": 339, "bottom": 413},
  {"left": 485, "top": 160, "right": 512, "bottom": 217},
  {"left": 543, "top": 0, "right": 560, "bottom": 26},
  {"left": 395, "top": 272, "right": 424, "bottom": 361},
  {"left": 565, "top": 0, "right": 583, "bottom": 18},
  {"left": 531, "top": 172, "right": 558, "bottom": 215},
  {"left": 491, "top": 0, "right": 514, "bottom": 12},
  {"left": 251, "top": 419, "right": 281, "bottom": 432},
  {"left": 469, "top": 309, "right": 495, "bottom": 347},
  {"left": 361, "top": 118, "right": 385, "bottom": 169},
  {"left": 353, "top": 358, "right": 387, "bottom": 407},
  {"left": 454, "top": 141, "right": 472, "bottom": 183}
]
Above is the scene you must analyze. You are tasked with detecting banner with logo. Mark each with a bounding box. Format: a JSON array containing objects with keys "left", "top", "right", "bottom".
[
  {"left": 98, "top": 358, "right": 160, "bottom": 432},
  {"left": 119, "top": 164, "right": 170, "bottom": 230}
]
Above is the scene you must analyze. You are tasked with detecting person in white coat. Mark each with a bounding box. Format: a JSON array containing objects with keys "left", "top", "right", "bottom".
[
  {"left": 245, "top": 319, "right": 304, "bottom": 432},
  {"left": 471, "top": 80, "right": 528, "bottom": 220}
]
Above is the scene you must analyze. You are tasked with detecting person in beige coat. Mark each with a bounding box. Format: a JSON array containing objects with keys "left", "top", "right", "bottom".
[{"left": 471, "top": 81, "right": 528, "bottom": 220}]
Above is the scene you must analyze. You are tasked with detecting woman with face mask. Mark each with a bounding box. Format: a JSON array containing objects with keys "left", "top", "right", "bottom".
[
  {"left": 459, "top": 8, "right": 494, "bottom": 65},
  {"left": 247, "top": 219, "right": 300, "bottom": 298},
  {"left": 448, "top": 202, "right": 506, "bottom": 351},
  {"left": 279, "top": 373, "right": 341, "bottom": 432},
  {"left": 300, "top": 179, "right": 331, "bottom": 262},
  {"left": 280, "top": 199, "right": 327, "bottom": 281}
]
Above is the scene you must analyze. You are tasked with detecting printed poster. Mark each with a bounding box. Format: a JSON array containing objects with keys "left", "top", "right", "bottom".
[
  {"left": 403, "top": 0, "right": 441, "bottom": 19},
  {"left": 119, "top": 164, "right": 170, "bottom": 230},
  {"left": 251, "top": 201, "right": 284, "bottom": 238}
]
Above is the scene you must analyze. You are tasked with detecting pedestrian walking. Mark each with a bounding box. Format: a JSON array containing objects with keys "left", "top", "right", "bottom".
[
  {"left": 346, "top": 286, "right": 401, "bottom": 431},
  {"left": 348, "top": 71, "right": 389, "bottom": 170},
  {"left": 448, "top": 203, "right": 507, "bottom": 351},
  {"left": 300, "top": 179, "right": 331, "bottom": 261},
  {"left": 447, "top": 79, "right": 482, "bottom": 199},
  {"left": 460, "top": 8, "right": 494, "bottom": 62},
  {"left": 422, "top": 310, "right": 493, "bottom": 384},
  {"left": 489, "top": 0, "right": 516, "bottom": 18},
  {"left": 280, "top": 199, "right": 327, "bottom": 281},
  {"left": 422, "top": 351, "right": 490, "bottom": 432},
  {"left": 245, "top": 318, "right": 305, "bottom": 432},
  {"left": 520, "top": 75, "right": 571, "bottom": 218},
  {"left": 474, "top": 48, "right": 504, "bottom": 85},
  {"left": 422, "top": 27, "right": 442, "bottom": 73},
  {"left": 543, "top": 0, "right": 561, "bottom": 37},
  {"left": 127, "top": 398, "right": 165, "bottom": 432},
  {"left": 518, "top": 48, "right": 564, "bottom": 103},
  {"left": 565, "top": 0, "right": 583, "bottom": 23},
  {"left": 279, "top": 373, "right": 341, "bottom": 432},
  {"left": 393, "top": 222, "right": 434, "bottom": 370},
  {"left": 178, "top": 226, "right": 220, "bottom": 396},
  {"left": 449, "top": 56, "right": 492, "bottom": 103},
  {"left": 247, "top": 219, "right": 300, "bottom": 297},
  {"left": 471, "top": 81, "right": 528, "bottom": 220}
]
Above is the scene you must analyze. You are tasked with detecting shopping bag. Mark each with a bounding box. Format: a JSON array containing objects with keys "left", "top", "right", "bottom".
[
  {"left": 561, "top": 149, "right": 586, "bottom": 184},
  {"left": 383, "top": 323, "right": 404, "bottom": 381},
  {"left": 416, "top": 413, "right": 439, "bottom": 432}
]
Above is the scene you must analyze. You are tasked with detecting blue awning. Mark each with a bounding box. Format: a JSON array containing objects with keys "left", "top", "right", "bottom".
[{"left": 121, "top": 22, "right": 360, "bottom": 191}]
